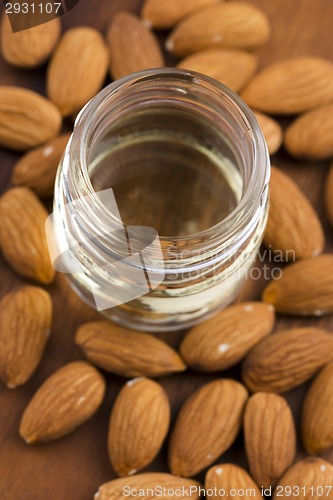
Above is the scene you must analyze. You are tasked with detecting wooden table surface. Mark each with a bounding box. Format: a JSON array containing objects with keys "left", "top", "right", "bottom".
[{"left": 0, "top": 0, "right": 333, "bottom": 499}]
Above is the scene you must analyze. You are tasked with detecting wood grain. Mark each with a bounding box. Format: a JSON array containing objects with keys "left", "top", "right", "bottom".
[{"left": 0, "top": 0, "right": 333, "bottom": 499}]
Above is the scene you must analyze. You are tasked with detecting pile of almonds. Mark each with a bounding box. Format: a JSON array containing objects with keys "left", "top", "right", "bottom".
[{"left": 0, "top": 0, "right": 333, "bottom": 498}]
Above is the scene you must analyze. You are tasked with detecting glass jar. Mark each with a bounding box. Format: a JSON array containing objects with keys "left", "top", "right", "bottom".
[{"left": 51, "top": 69, "right": 270, "bottom": 332}]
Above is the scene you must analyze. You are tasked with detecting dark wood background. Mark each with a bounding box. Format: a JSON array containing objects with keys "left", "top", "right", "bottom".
[{"left": 0, "top": 0, "right": 333, "bottom": 498}]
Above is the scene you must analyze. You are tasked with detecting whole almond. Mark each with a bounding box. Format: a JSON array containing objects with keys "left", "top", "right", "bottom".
[
  {"left": 108, "top": 378, "right": 170, "bottom": 476},
  {"left": 0, "top": 187, "right": 55, "bottom": 284},
  {"left": 141, "top": 0, "right": 221, "bottom": 29},
  {"left": 166, "top": 3, "right": 270, "bottom": 56},
  {"left": 254, "top": 112, "right": 283, "bottom": 155},
  {"left": 169, "top": 379, "right": 248, "bottom": 477},
  {"left": 263, "top": 167, "right": 325, "bottom": 260},
  {"left": 1, "top": 13, "right": 60, "bottom": 68},
  {"left": 47, "top": 27, "right": 109, "bottom": 116},
  {"left": 273, "top": 458, "right": 333, "bottom": 499},
  {"left": 177, "top": 49, "right": 257, "bottom": 93},
  {"left": 284, "top": 103, "right": 333, "bottom": 160},
  {"left": 95, "top": 473, "right": 201, "bottom": 500},
  {"left": 180, "top": 302, "right": 275, "bottom": 372},
  {"left": 76, "top": 321, "right": 186, "bottom": 378},
  {"left": 325, "top": 164, "right": 333, "bottom": 227},
  {"left": 0, "top": 86, "right": 62, "bottom": 150},
  {"left": 262, "top": 255, "right": 333, "bottom": 316},
  {"left": 107, "top": 12, "right": 165, "bottom": 81},
  {"left": 241, "top": 57, "right": 333, "bottom": 114},
  {"left": 205, "top": 464, "right": 262, "bottom": 499},
  {"left": 302, "top": 362, "right": 333, "bottom": 455},
  {"left": 11, "top": 133, "right": 71, "bottom": 198},
  {"left": 19, "top": 361, "right": 105, "bottom": 443},
  {"left": 0, "top": 286, "right": 52, "bottom": 389},
  {"left": 242, "top": 328, "right": 333, "bottom": 393},
  {"left": 244, "top": 393, "right": 296, "bottom": 488}
]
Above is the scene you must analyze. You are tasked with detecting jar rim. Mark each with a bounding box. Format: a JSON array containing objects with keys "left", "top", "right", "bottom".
[{"left": 69, "top": 68, "right": 270, "bottom": 254}]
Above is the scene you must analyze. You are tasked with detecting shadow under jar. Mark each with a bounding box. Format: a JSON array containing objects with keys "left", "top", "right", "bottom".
[{"left": 53, "top": 69, "right": 270, "bottom": 332}]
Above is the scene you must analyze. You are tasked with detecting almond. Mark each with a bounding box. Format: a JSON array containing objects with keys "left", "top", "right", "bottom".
[
  {"left": 302, "top": 362, "right": 333, "bottom": 455},
  {"left": 169, "top": 379, "right": 248, "bottom": 477},
  {"left": 244, "top": 393, "right": 296, "bottom": 488},
  {"left": 253, "top": 111, "right": 283, "bottom": 155},
  {"left": 141, "top": 0, "right": 221, "bottom": 29},
  {"left": 76, "top": 321, "right": 186, "bottom": 378},
  {"left": 242, "top": 328, "right": 333, "bottom": 393},
  {"left": 284, "top": 103, "right": 333, "bottom": 160},
  {"left": 108, "top": 378, "right": 170, "bottom": 476},
  {"left": 19, "top": 361, "right": 105, "bottom": 443},
  {"left": 0, "top": 187, "right": 55, "bottom": 284},
  {"left": 177, "top": 49, "right": 257, "bottom": 93},
  {"left": 0, "top": 286, "right": 52, "bottom": 389},
  {"left": 325, "top": 164, "right": 333, "bottom": 227},
  {"left": 107, "top": 12, "right": 165, "bottom": 81},
  {"left": 205, "top": 464, "right": 262, "bottom": 499},
  {"left": 273, "top": 458, "right": 333, "bottom": 499},
  {"left": 180, "top": 302, "right": 275, "bottom": 372},
  {"left": 47, "top": 27, "right": 109, "bottom": 116},
  {"left": 0, "top": 86, "right": 62, "bottom": 150},
  {"left": 263, "top": 167, "right": 325, "bottom": 260},
  {"left": 95, "top": 473, "right": 201, "bottom": 500},
  {"left": 262, "top": 255, "right": 333, "bottom": 316},
  {"left": 166, "top": 2, "right": 270, "bottom": 56},
  {"left": 1, "top": 13, "right": 61, "bottom": 68},
  {"left": 11, "top": 133, "right": 71, "bottom": 198},
  {"left": 241, "top": 57, "right": 333, "bottom": 114}
]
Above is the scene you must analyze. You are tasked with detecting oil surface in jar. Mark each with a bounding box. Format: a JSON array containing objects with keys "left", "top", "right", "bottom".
[{"left": 91, "top": 133, "right": 242, "bottom": 238}]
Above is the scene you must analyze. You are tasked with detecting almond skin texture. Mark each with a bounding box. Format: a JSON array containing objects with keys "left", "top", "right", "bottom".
[
  {"left": 0, "top": 86, "right": 62, "bottom": 151},
  {"left": 285, "top": 103, "right": 333, "bottom": 160},
  {"left": 0, "top": 286, "right": 52, "bottom": 389},
  {"left": 262, "top": 255, "right": 333, "bottom": 316},
  {"left": 76, "top": 321, "right": 186, "bottom": 378},
  {"left": 273, "top": 458, "right": 333, "bottom": 499},
  {"left": 11, "top": 133, "right": 71, "bottom": 198},
  {"left": 177, "top": 49, "right": 257, "bottom": 93},
  {"left": 241, "top": 57, "right": 333, "bottom": 115},
  {"left": 242, "top": 328, "right": 333, "bottom": 394},
  {"left": 169, "top": 379, "right": 248, "bottom": 477},
  {"left": 254, "top": 112, "right": 283, "bottom": 155},
  {"left": 302, "top": 362, "right": 333, "bottom": 455},
  {"left": 166, "top": 2, "right": 270, "bottom": 56},
  {"left": 1, "top": 14, "right": 61, "bottom": 68},
  {"left": 325, "top": 165, "right": 333, "bottom": 227},
  {"left": 0, "top": 187, "right": 55, "bottom": 284},
  {"left": 263, "top": 167, "right": 325, "bottom": 260},
  {"left": 141, "top": 0, "right": 221, "bottom": 29},
  {"left": 19, "top": 361, "right": 105, "bottom": 443},
  {"left": 107, "top": 12, "right": 165, "bottom": 81},
  {"left": 95, "top": 474, "right": 201, "bottom": 500},
  {"left": 108, "top": 378, "right": 170, "bottom": 476},
  {"left": 47, "top": 27, "right": 109, "bottom": 116},
  {"left": 180, "top": 302, "right": 275, "bottom": 372},
  {"left": 244, "top": 393, "right": 296, "bottom": 488},
  {"left": 205, "top": 464, "right": 262, "bottom": 499}
]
